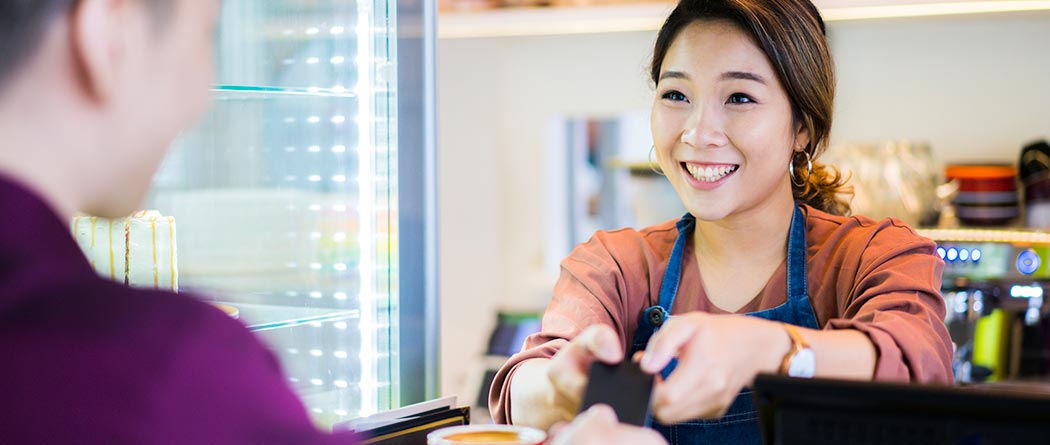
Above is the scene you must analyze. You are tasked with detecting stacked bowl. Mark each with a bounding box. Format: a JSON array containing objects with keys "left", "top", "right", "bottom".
[
  {"left": 945, "top": 165, "right": 1019, "bottom": 226},
  {"left": 1020, "top": 140, "right": 1050, "bottom": 228}
]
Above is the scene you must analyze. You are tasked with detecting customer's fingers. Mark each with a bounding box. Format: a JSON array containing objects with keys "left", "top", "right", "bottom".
[{"left": 551, "top": 404, "right": 668, "bottom": 445}]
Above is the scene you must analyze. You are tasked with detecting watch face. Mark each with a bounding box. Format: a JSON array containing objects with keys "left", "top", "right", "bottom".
[{"left": 788, "top": 348, "right": 816, "bottom": 378}]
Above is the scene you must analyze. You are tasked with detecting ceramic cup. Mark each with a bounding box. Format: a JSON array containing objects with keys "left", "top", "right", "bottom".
[{"left": 427, "top": 424, "right": 546, "bottom": 445}]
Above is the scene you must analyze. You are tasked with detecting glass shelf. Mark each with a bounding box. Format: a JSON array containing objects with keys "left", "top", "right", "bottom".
[
  {"left": 259, "top": 24, "right": 393, "bottom": 42},
  {"left": 209, "top": 85, "right": 394, "bottom": 99},
  {"left": 225, "top": 302, "right": 360, "bottom": 332},
  {"left": 212, "top": 84, "right": 360, "bottom": 99}
]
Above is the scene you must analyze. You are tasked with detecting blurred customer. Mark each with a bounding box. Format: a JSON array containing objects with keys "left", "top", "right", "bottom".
[{"left": 0, "top": 0, "right": 355, "bottom": 443}]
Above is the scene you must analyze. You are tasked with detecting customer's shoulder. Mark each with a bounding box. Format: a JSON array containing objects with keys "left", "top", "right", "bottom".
[
  {"left": 119, "top": 286, "right": 253, "bottom": 348},
  {"left": 15, "top": 275, "right": 250, "bottom": 350}
]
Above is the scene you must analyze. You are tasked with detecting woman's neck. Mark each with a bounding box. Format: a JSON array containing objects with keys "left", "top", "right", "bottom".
[{"left": 692, "top": 196, "right": 797, "bottom": 269}]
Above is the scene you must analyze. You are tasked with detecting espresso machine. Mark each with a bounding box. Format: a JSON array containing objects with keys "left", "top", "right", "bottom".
[{"left": 918, "top": 228, "right": 1050, "bottom": 383}]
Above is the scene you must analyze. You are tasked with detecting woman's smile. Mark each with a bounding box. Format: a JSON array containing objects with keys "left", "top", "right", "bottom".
[{"left": 681, "top": 162, "right": 739, "bottom": 189}]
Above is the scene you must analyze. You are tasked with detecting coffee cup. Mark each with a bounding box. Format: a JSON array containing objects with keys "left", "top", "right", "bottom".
[{"left": 427, "top": 424, "right": 546, "bottom": 445}]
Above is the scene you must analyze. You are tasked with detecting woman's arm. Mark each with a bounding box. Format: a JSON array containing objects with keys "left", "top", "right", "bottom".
[
  {"left": 795, "top": 324, "right": 877, "bottom": 380},
  {"left": 508, "top": 325, "right": 625, "bottom": 430},
  {"left": 490, "top": 228, "right": 654, "bottom": 426},
  {"left": 508, "top": 358, "right": 568, "bottom": 429}
]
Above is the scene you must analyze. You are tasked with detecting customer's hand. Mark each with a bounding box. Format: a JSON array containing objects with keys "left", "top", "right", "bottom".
[
  {"left": 548, "top": 404, "right": 667, "bottom": 445},
  {"left": 545, "top": 324, "right": 624, "bottom": 416},
  {"left": 640, "top": 312, "right": 789, "bottom": 424}
]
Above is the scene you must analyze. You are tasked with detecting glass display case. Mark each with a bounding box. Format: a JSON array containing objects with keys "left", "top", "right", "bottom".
[{"left": 146, "top": 0, "right": 436, "bottom": 428}]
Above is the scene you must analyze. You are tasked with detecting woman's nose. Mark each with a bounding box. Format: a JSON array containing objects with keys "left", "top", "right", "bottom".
[{"left": 681, "top": 110, "right": 728, "bottom": 148}]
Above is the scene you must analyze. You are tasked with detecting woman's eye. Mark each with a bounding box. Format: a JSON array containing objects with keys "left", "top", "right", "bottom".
[
  {"left": 662, "top": 90, "right": 687, "bottom": 102},
  {"left": 727, "top": 93, "right": 755, "bottom": 105}
]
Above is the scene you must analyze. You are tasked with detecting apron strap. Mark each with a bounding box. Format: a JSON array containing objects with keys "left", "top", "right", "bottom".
[
  {"left": 784, "top": 206, "right": 820, "bottom": 329},
  {"left": 655, "top": 214, "right": 695, "bottom": 311},
  {"left": 631, "top": 213, "right": 694, "bottom": 357},
  {"left": 785, "top": 205, "right": 808, "bottom": 304}
]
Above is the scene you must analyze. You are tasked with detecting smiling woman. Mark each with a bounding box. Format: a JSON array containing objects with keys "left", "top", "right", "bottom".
[
  {"left": 649, "top": 0, "right": 849, "bottom": 220},
  {"left": 490, "top": 0, "right": 953, "bottom": 444},
  {"left": 650, "top": 19, "right": 805, "bottom": 223}
]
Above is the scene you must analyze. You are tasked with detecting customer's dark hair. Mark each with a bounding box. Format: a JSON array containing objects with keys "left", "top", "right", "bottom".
[
  {"left": 651, "top": 0, "right": 852, "bottom": 216},
  {"left": 0, "top": 0, "right": 171, "bottom": 91}
]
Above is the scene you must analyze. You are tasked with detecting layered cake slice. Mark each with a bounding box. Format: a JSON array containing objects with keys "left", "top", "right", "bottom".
[{"left": 72, "top": 211, "right": 178, "bottom": 292}]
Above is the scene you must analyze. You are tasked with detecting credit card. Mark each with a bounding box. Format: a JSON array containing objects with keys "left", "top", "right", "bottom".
[{"left": 578, "top": 360, "right": 655, "bottom": 426}]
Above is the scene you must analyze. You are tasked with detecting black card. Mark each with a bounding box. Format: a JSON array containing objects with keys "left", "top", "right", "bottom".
[{"left": 578, "top": 360, "right": 655, "bottom": 426}]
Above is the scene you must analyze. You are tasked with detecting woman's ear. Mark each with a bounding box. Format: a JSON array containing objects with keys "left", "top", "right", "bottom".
[
  {"left": 794, "top": 122, "right": 811, "bottom": 154},
  {"left": 70, "top": 0, "right": 129, "bottom": 103}
]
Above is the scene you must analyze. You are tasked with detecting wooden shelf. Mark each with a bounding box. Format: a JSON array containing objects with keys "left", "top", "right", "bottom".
[
  {"left": 438, "top": 0, "right": 1050, "bottom": 38},
  {"left": 439, "top": 3, "right": 673, "bottom": 38}
]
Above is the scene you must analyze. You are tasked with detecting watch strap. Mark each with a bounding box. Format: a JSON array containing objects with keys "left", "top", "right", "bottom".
[{"left": 778, "top": 323, "right": 811, "bottom": 375}]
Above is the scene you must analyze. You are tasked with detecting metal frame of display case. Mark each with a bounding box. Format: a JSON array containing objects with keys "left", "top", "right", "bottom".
[{"left": 396, "top": 0, "right": 440, "bottom": 406}]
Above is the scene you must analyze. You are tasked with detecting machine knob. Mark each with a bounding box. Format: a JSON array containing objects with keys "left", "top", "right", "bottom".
[{"left": 1017, "top": 249, "right": 1041, "bottom": 275}]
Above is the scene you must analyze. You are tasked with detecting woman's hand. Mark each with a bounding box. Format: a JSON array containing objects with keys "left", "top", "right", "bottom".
[
  {"left": 639, "top": 312, "right": 790, "bottom": 424},
  {"left": 508, "top": 324, "right": 625, "bottom": 429},
  {"left": 549, "top": 404, "right": 668, "bottom": 445},
  {"left": 546, "top": 324, "right": 625, "bottom": 417}
]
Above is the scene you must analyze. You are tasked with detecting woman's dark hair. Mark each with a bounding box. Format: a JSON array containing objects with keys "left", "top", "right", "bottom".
[
  {"left": 651, "top": 0, "right": 852, "bottom": 216},
  {"left": 0, "top": 0, "right": 171, "bottom": 92}
]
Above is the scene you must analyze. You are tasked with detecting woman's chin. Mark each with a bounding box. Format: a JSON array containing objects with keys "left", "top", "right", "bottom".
[{"left": 683, "top": 202, "right": 733, "bottom": 222}]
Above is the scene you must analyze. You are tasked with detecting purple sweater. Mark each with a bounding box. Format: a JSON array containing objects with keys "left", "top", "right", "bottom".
[{"left": 0, "top": 176, "right": 357, "bottom": 444}]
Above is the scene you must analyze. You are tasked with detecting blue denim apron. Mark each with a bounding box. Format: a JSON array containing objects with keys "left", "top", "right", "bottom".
[{"left": 630, "top": 205, "right": 820, "bottom": 445}]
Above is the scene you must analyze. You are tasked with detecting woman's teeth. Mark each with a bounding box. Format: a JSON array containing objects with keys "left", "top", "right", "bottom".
[{"left": 685, "top": 164, "right": 738, "bottom": 182}]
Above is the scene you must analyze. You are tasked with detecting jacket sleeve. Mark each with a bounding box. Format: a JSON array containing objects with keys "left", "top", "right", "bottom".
[
  {"left": 825, "top": 220, "right": 953, "bottom": 383},
  {"left": 488, "top": 232, "right": 638, "bottom": 424}
]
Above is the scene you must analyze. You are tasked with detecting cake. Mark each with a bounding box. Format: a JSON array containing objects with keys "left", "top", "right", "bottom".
[{"left": 72, "top": 211, "right": 178, "bottom": 292}]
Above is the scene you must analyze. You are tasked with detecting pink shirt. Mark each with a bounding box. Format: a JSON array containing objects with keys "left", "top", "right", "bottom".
[{"left": 489, "top": 205, "right": 953, "bottom": 423}]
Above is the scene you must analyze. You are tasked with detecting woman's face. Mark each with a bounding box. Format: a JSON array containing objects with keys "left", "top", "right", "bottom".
[{"left": 651, "top": 19, "right": 806, "bottom": 222}]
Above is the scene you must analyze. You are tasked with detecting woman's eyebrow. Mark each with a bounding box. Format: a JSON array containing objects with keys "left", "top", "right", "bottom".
[
  {"left": 658, "top": 70, "right": 690, "bottom": 82},
  {"left": 720, "top": 71, "right": 767, "bottom": 84}
]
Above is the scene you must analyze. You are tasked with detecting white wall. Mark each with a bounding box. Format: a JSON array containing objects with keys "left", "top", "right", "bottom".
[
  {"left": 437, "top": 32, "right": 660, "bottom": 399},
  {"left": 830, "top": 12, "right": 1050, "bottom": 160},
  {"left": 436, "top": 11, "right": 1050, "bottom": 401},
  {"left": 436, "top": 38, "right": 505, "bottom": 400}
]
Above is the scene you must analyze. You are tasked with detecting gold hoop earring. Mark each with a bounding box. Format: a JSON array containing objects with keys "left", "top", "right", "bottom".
[
  {"left": 649, "top": 145, "right": 665, "bottom": 176},
  {"left": 789, "top": 150, "right": 813, "bottom": 187}
]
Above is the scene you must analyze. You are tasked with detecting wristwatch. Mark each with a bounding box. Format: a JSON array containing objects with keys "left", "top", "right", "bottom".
[{"left": 779, "top": 323, "right": 815, "bottom": 378}]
